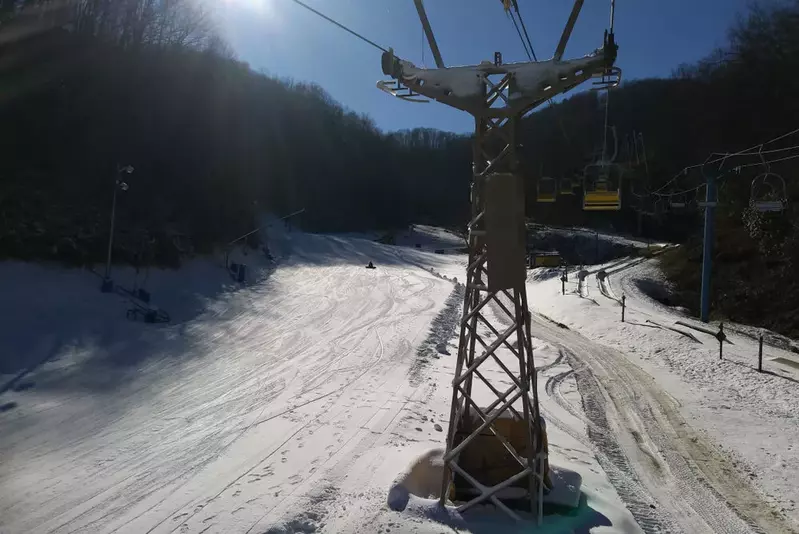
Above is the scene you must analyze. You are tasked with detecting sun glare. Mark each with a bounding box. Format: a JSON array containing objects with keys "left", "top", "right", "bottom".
[{"left": 224, "top": 0, "right": 277, "bottom": 18}]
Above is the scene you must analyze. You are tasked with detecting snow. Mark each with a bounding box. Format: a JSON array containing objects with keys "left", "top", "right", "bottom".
[
  {"left": 527, "top": 256, "right": 799, "bottom": 528},
  {"left": 394, "top": 224, "right": 465, "bottom": 251},
  {"left": 399, "top": 52, "right": 611, "bottom": 103},
  {"left": 402, "top": 62, "right": 485, "bottom": 98},
  {"left": 0, "top": 225, "right": 638, "bottom": 533},
  {"left": 527, "top": 223, "right": 668, "bottom": 251},
  {"left": 374, "top": 318, "right": 641, "bottom": 534},
  {"left": 8, "top": 221, "right": 793, "bottom": 533}
]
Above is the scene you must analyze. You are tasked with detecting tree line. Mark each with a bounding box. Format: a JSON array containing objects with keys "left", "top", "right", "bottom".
[
  {"left": 2, "top": 0, "right": 799, "bottom": 335},
  {"left": 519, "top": 0, "right": 799, "bottom": 336},
  {"left": 0, "top": 1, "right": 471, "bottom": 267}
]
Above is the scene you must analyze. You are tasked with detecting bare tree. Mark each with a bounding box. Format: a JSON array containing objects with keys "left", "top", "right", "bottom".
[
  {"left": 147, "top": 0, "right": 213, "bottom": 49},
  {"left": 63, "top": 0, "right": 215, "bottom": 49}
]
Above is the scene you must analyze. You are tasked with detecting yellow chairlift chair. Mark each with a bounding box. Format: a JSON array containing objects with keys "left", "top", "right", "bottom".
[
  {"left": 582, "top": 163, "right": 622, "bottom": 211},
  {"left": 536, "top": 176, "right": 557, "bottom": 203}
]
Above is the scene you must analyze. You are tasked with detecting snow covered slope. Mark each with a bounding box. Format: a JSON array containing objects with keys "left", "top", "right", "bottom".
[
  {"left": 1, "top": 227, "right": 646, "bottom": 534},
  {"left": 394, "top": 224, "right": 466, "bottom": 251},
  {"left": 0, "top": 230, "right": 450, "bottom": 533},
  {"left": 528, "top": 256, "right": 799, "bottom": 532}
]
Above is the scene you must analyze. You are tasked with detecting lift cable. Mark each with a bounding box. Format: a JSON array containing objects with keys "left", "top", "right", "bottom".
[
  {"left": 653, "top": 184, "right": 709, "bottom": 199},
  {"left": 507, "top": 9, "right": 534, "bottom": 61},
  {"left": 510, "top": 0, "right": 538, "bottom": 61},
  {"left": 649, "top": 151, "right": 799, "bottom": 203},
  {"left": 600, "top": 90, "right": 611, "bottom": 162},
  {"left": 651, "top": 126, "right": 799, "bottom": 196},
  {"left": 288, "top": 0, "right": 388, "bottom": 53},
  {"left": 734, "top": 152, "right": 799, "bottom": 170},
  {"left": 739, "top": 144, "right": 799, "bottom": 156},
  {"left": 503, "top": 1, "right": 575, "bottom": 158}
]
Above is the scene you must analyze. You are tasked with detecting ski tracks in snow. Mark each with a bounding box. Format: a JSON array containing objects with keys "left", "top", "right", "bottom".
[
  {"left": 0, "top": 235, "right": 455, "bottom": 534},
  {"left": 488, "top": 289, "right": 792, "bottom": 534},
  {"left": 530, "top": 312, "right": 794, "bottom": 534},
  {"left": 144, "top": 264, "right": 443, "bottom": 533}
]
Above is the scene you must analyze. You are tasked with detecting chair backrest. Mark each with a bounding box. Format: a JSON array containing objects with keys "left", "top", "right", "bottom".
[
  {"left": 750, "top": 172, "right": 787, "bottom": 213},
  {"left": 537, "top": 177, "right": 557, "bottom": 203},
  {"left": 583, "top": 190, "right": 621, "bottom": 211}
]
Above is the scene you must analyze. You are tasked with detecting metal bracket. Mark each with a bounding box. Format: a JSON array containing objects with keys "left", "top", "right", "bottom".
[
  {"left": 591, "top": 66, "right": 622, "bottom": 90},
  {"left": 376, "top": 79, "right": 429, "bottom": 103}
]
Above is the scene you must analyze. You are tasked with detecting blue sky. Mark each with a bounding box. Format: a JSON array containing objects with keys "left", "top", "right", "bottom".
[{"left": 216, "top": 0, "right": 752, "bottom": 133}]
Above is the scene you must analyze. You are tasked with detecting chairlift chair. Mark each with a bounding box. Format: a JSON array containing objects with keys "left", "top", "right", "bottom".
[
  {"left": 750, "top": 172, "right": 787, "bottom": 213},
  {"left": 582, "top": 163, "right": 622, "bottom": 211},
  {"left": 537, "top": 176, "right": 557, "bottom": 203},
  {"left": 637, "top": 196, "right": 666, "bottom": 220},
  {"left": 636, "top": 195, "right": 655, "bottom": 217},
  {"left": 629, "top": 180, "right": 649, "bottom": 204},
  {"left": 668, "top": 193, "right": 688, "bottom": 210},
  {"left": 654, "top": 197, "right": 668, "bottom": 219},
  {"left": 559, "top": 177, "right": 575, "bottom": 195}
]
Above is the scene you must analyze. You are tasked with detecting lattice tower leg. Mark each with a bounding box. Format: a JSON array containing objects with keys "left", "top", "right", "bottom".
[{"left": 439, "top": 78, "right": 545, "bottom": 522}]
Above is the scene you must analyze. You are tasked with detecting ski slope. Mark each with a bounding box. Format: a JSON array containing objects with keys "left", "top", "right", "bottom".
[
  {"left": 0, "top": 227, "right": 640, "bottom": 534},
  {"left": 0, "top": 230, "right": 451, "bottom": 533},
  {"left": 4, "top": 224, "right": 796, "bottom": 533},
  {"left": 528, "top": 256, "right": 799, "bottom": 532}
]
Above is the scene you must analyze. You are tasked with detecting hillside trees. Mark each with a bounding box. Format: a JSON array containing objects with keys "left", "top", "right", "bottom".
[{"left": 0, "top": 2, "right": 470, "bottom": 265}]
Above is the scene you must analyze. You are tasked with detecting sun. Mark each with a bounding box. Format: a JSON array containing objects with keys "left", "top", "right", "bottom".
[{"left": 223, "top": 0, "right": 277, "bottom": 17}]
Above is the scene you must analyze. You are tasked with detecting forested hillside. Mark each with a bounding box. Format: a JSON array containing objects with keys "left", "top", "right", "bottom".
[
  {"left": 0, "top": 0, "right": 471, "bottom": 266},
  {"left": 490, "top": 0, "right": 799, "bottom": 336},
  {"left": 3, "top": 0, "right": 799, "bottom": 335},
  {"left": 552, "top": 0, "right": 799, "bottom": 336}
]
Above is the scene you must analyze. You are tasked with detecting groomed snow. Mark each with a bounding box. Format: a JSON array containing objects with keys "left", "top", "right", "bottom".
[
  {"left": 0, "top": 226, "right": 637, "bottom": 533},
  {"left": 528, "top": 256, "right": 799, "bottom": 529}
]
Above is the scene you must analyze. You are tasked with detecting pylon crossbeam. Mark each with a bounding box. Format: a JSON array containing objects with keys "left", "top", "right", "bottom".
[
  {"left": 481, "top": 146, "right": 511, "bottom": 175},
  {"left": 485, "top": 75, "right": 511, "bottom": 107},
  {"left": 455, "top": 385, "right": 527, "bottom": 466},
  {"left": 467, "top": 316, "right": 520, "bottom": 359},
  {"left": 473, "top": 368, "right": 524, "bottom": 420},
  {"left": 452, "top": 323, "right": 518, "bottom": 388},
  {"left": 449, "top": 462, "right": 526, "bottom": 520},
  {"left": 468, "top": 320, "right": 524, "bottom": 374},
  {"left": 464, "top": 324, "right": 527, "bottom": 396},
  {"left": 444, "top": 387, "right": 525, "bottom": 462},
  {"left": 461, "top": 290, "right": 497, "bottom": 325}
]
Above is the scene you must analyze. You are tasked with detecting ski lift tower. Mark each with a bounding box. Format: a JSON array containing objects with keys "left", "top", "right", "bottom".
[{"left": 379, "top": 0, "right": 619, "bottom": 521}]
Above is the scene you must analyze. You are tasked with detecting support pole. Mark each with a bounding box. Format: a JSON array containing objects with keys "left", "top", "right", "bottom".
[
  {"left": 595, "top": 232, "right": 599, "bottom": 264},
  {"left": 621, "top": 294, "right": 626, "bottom": 322},
  {"left": 554, "top": 0, "right": 585, "bottom": 61},
  {"left": 700, "top": 173, "right": 717, "bottom": 323},
  {"left": 758, "top": 333, "right": 764, "bottom": 372},
  {"left": 637, "top": 209, "right": 643, "bottom": 237},
  {"left": 104, "top": 178, "right": 118, "bottom": 282}
]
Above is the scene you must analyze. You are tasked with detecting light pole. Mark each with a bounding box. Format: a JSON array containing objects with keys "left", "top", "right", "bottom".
[{"left": 101, "top": 164, "right": 133, "bottom": 292}]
